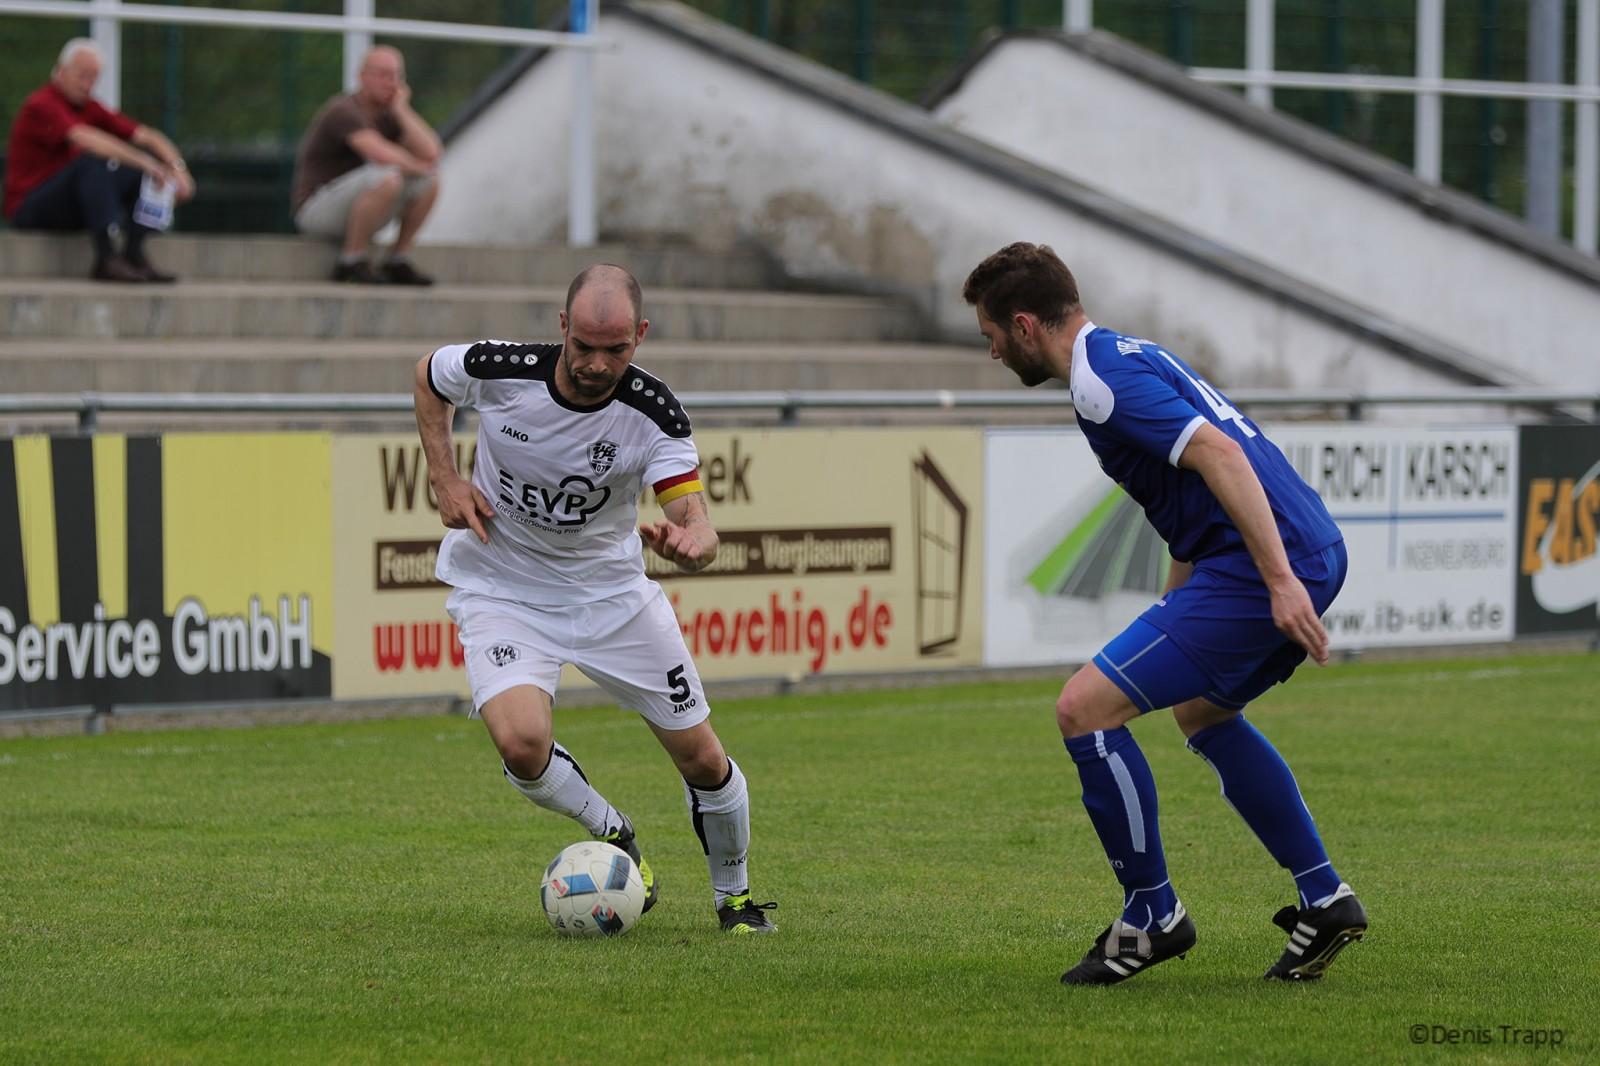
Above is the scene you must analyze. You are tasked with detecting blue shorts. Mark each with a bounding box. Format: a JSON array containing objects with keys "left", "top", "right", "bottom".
[{"left": 1093, "top": 541, "right": 1347, "bottom": 713}]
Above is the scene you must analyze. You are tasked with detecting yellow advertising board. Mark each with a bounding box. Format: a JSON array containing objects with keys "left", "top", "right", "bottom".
[
  {"left": 330, "top": 434, "right": 473, "bottom": 700},
  {"left": 659, "top": 429, "right": 984, "bottom": 680},
  {"left": 1, "top": 434, "right": 333, "bottom": 711},
  {"left": 330, "top": 428, "right": 983, "bottom": 699}
]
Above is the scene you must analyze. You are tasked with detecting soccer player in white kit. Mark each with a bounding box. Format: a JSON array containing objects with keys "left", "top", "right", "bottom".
[{"left": 412, "top": 263, "right": 776, "bottom": 933}]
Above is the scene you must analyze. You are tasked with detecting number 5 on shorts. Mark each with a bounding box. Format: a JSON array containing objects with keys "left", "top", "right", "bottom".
[{"left": 667, "top": 665, "right": 691, "bottom": 702}]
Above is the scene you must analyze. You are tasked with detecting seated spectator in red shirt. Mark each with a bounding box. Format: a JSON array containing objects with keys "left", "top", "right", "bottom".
[
  {"left": 2, "top": 38, "right": 196, "bottom": 283},
  {"left": 291, "top": 45, "right": 442, "bottom": 285}
]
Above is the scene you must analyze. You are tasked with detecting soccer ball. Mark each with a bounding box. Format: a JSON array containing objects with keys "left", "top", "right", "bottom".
[{"left": 539, "top": 840, "right": 647, "bottom": 938}]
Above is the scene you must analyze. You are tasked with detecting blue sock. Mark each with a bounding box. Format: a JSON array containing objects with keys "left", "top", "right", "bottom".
[
  {"left": 1187, "top": 715, "right": 1342, "bottom": 908},
  {"left": 1064, "top": 727, "right": 1178, "bottom": 931}
]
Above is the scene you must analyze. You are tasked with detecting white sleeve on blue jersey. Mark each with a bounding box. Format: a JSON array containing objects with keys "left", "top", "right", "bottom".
[{"left": 1076, "top": 341, "right": 1206, "bottom": 466}]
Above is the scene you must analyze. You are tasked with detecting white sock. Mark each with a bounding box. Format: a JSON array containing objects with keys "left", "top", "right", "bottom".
[
  {"left": 684, "top": 759, "right": 751, "bottom": 906},
  {"left": 503, "top": 742, "right": 620, "bottom": 837}
]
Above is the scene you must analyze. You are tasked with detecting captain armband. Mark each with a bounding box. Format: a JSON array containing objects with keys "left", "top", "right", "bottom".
[{"left": 653, "top": 472, "right": 703, "bottom": 505}]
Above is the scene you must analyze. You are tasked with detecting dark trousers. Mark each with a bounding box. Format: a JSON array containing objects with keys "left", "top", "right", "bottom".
[{"left": 11, "top": 155, "right": 154, "bottom": 259}]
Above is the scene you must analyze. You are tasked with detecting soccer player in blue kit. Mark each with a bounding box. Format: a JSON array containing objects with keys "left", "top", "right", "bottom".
[{"left": 963, "top": 242, "right": 1366, "bottom": 984}]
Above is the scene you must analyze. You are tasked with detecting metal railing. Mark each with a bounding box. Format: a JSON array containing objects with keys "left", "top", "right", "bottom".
[
  {"left": 0, "top": 0, "right": 613, "bottom": 245},
  {"left": 2, "top": 388, "right": 1596, "bottom": 434},
  {"left": 1180, "top": 0, "right": 1599, "bottom": 253}
]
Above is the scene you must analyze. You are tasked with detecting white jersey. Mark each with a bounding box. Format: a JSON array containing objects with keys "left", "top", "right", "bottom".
[{"left": 427, "top": 340, "right": 704, "bottom": 606}]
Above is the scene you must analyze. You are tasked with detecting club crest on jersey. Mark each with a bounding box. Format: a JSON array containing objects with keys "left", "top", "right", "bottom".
[
  {"left": 486, "top": 644, "right": 520, "bottom": 667},
  {"left": 588, "top": 440, "right": 619, "bottom": 476}
]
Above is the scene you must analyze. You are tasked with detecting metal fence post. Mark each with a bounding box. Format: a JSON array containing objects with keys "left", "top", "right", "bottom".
[
  {"left": 569, "top": 0, "right": 598, "bottom": 248},
  {"left": 344, "top": 0, "right": 373, "bottom": 91},
  {"left": 90, "top": 0, "right": 123, "bottom": 109},
  {"left": 1415, "top": 0, "right": 1444, "bottom": 184},
  {"left": 1576, "top": 0, "right": 1599, "bottom": 254},
  {"left": 1526, "top": 0, "right": 1564, "bottom": 235},
  {"left": 1246, "top": 0, "right": 1274, "bottom": 110}
]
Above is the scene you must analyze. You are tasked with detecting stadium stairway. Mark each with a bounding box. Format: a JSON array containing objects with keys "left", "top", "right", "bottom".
[{"left": 0, "top": 231, "right": 1002, "bottom": 411}]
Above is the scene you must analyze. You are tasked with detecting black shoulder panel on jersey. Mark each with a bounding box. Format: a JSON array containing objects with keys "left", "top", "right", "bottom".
[
  {"left": 462, "top": 341, "right": 560, "bottom": 381},
  {"left": 614, "top": 366, "right": 694, "bottom": 438}
]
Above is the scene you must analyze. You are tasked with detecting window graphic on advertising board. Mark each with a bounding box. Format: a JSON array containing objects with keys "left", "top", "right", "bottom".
[{"left": 913, "top": 450, "right": 970, "bottom": 655}]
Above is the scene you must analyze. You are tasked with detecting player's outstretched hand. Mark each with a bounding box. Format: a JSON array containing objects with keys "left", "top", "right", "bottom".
[
  {"left": 1271, "top": 579, "right": 1330, "bottom": 666},
  {"left": 640, "top": 519, "right": 706, "bottom": 571},
  {"left": 436, "top": 475, "right": 495, "bottom": 544}
]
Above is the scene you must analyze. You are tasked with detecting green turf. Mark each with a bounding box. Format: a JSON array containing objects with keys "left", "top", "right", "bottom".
[{"left": 2, "top": 652, "right": 1595, "bottom": 1064}]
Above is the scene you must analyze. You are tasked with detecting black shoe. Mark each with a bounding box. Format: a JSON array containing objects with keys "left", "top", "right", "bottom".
[
  {"left": 331, "top": 259, "right": 382, "bottom": 284},
  {"left": 381, "top": 258, "right": 435, "bottom": 286},
  {"left": 717, "top": 894, "right": 778, "bottom": 934},
  {"left": 91, "top": 254, "right": 148, "bottom": 283},
  {"left": 1263, "top": 884, "right": 1367, "bottom": 981},
  {"left": 126, "top": 256, "right": 177, "bottom": 283},
  {"left": 1061, "top": 903, "right": 1196, "bottom": 985},
  {"left": 599, "top": 814, "right": 657, "bottom": 913}
]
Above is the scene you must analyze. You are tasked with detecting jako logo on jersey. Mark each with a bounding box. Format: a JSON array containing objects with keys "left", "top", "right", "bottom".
[
  {"left": 486, "top": 643, "right": 519, "bottom": 666},
  {"left": 500, "top": 425, "right": 529, "bottom": 443},
  {"left": 589, "top": 440, "right": 619, "bottom": 476}
]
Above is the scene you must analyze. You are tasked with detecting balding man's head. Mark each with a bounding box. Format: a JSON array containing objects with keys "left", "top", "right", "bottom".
[
  {"left": 556, "top": 265, "right": 650, "bottom": 404},
  {"left": 52, "top": 38, "right": 102, "bottom": 106},
  {"left": 566, "top": 264, "right": 644, "bottom": 331}
]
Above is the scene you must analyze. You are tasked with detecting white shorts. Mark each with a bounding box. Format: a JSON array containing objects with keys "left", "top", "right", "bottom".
[
  {"left": 446, "top": 584, "right": 710, "bottom": 730},
  {"left": 294, "top": 163, "right": 437, "bottom": 237}
]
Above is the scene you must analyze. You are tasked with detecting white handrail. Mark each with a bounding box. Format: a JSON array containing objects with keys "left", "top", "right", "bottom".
[
  {"left": 1187, "top": 68, "right": 1600, "bottom": 105},
  {"left": 1, "top": 389, "right": 1595, "bottom": 433},
  {"left": 0, "top": 0, "right": 614, "bottom": 50}
]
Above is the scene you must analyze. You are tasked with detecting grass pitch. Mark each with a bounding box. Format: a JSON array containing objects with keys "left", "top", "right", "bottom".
[{"left": 1, "top": 652, "right": 1595, "bottom": 1064}]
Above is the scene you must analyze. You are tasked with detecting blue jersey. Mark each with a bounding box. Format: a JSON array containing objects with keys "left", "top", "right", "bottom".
[{"left": 1069, "top": 323, "right": 1341, "bottom": 566}]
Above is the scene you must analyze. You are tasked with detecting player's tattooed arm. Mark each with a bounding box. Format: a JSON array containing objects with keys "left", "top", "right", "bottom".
[{"left": 642, "top": 491, "right": 720, "bottom": 572}]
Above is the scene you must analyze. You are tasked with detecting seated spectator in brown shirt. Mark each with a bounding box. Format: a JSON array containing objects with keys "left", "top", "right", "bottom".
[
  {"left": 290, "top": 45, "right": 441, "bottom": 285},
  {"left": 3, "top": 38, "right": 195, "bottom": 283}
]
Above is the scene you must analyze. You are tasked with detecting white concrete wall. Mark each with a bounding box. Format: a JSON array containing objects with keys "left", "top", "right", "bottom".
[
  {"left": 423, "top": 4, "right": 1511, "bottom": 396},
  {"left": 931, "top": 35, "right": 1600, "bottom": 390}
]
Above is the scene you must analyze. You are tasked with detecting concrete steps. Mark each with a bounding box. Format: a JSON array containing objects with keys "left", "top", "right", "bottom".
[
  {"left": 0, "top": 232, "right": 782, "bottom": 289},
  {"left": 0, "top": 232, "right": 1004, "bottom": 408},
  {"left": 0, "top": 278, "right": 925, "bottom": 343},
  {"left": 0, "top": 339, "right": 994, "bottom": 394}
]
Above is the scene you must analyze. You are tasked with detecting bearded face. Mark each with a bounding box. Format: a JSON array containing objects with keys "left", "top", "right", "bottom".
[
  {"left": 560, "top": 342, "right": 626, "bottom": 400},
  {"left": 978, "top": 307, "right": 1053, "bottom": 388},
  {"left": 995, "top": 327, "right": 1054, "bottom": 387}
]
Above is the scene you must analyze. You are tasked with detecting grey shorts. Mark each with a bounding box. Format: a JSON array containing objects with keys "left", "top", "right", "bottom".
[
  {"left": 293, "top": 163, "right": 437, "bottom": 237},
  {"left": 446, "top": 584, "right": 712, "bottom": 730}
]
